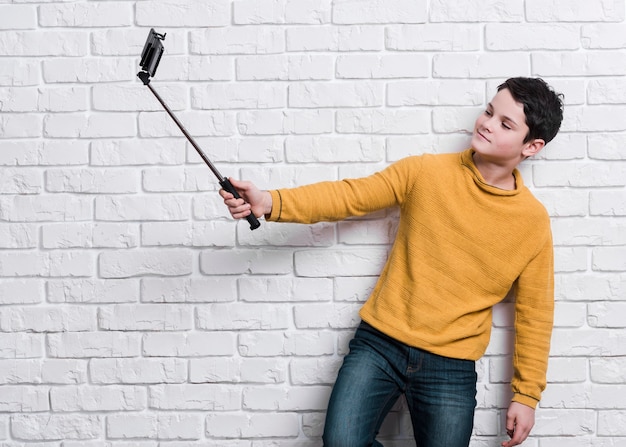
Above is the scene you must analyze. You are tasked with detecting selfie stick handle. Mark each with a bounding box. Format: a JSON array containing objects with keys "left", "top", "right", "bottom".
[{"left": 137, "top": 72, "right": 260, "bottom": 231}]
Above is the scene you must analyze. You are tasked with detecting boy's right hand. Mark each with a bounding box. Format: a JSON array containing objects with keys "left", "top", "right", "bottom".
[{"left": 219, "top": 178, "right": 273, "bottom": 220}]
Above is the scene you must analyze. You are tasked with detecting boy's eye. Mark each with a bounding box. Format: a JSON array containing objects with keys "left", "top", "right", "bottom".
[
  {"left": 484, "top": 110, "right": 492, "bottom": 116},
  {"left": 502, "top": 122, "right": 511, "bottom": 130}
]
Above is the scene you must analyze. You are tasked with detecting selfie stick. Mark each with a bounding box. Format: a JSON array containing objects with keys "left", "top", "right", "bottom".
[{"left": 137, "top": 29, "right": 260, "bottom": 230}]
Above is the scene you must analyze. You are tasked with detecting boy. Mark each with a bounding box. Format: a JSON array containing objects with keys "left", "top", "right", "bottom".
[{"left": 220, "top": 77, "right": 564, "bottom": 447}]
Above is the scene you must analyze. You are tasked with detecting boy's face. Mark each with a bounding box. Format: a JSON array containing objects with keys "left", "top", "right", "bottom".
[{"left": 471, "top": 88, "right": 544, "bottom": 164}]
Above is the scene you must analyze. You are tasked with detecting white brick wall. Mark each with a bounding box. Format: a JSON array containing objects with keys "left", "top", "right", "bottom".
[{"left": 0, "top": 0, "right": 624, "bottom": 445}]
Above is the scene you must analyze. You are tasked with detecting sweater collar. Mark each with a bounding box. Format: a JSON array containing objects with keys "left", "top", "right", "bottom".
[{"left": 460, "top": 149, "right": 523, "bottom": 196}]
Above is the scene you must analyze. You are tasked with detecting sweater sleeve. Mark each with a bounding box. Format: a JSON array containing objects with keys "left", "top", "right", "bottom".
[
  {"left": 511, "top": 228, "right": 555, "bottom": 408},
  {"left": 266, "top": 156, "right": 422, "bottom": 223}
]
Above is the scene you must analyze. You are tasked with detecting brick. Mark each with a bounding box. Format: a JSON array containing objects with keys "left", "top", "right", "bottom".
[
  {"left": 590, "top": 358, "right": 626, "bottom": 384},
  {"left": 589, "top": 134, "right": 626, "bottom": 160},
  {"left": 386, "top": 24, "right": 480, "bottom": 51},
  {"left": 285, "top": 135, "right": 385, "bottom": 162},
  {"left": 47, "top": 278, "right": 139, "bottom": 304},
  {"left": 533, "top": 52, "right": 626, "bottom": 77},
  {"left": 11, "top": 414, "right": 103, "bottom": 440},
  {"left": 243, "top": 385, "right": 331, "bottom": 411},
  {"left": 387, "top": 80, "right": 484, "bottom": 106},
  {"left": 141, "top": 221, "right": 235, "bottom": 247},
  {"left": 0, "top": 386, "right": 49, "bottom": 412},
  {"left": 143, "top": 332, "right": 236, "bottom": 357},
  {"left": 136, "top": 0, "right": 230, "bottom": 27},
  {"left": 95, "top": 195, "right": 190, "bottom": 222},
  {"left": 430, "top": 0, "right": 523, "bottom": 21},
  {"left": 0, "top": 5, "right": 36, "bottom": 30},
  {"left": 294, "top": 248, "right": 388, "bottom": 277},
  {"left": 546, "top": 357, "right": 588, "bottom": 383},
  {"left": 332, "top": 0, "right": 427, "bottom": 24},
  {"left": 337, "top": 54, "right": 429, "bottom": 79},
  {"left": 190, "top": 27, "right": 285, "bottom": 55},
  {"left": 0, "top": 140, "right": 89, "bottom": 166},
  {"left": 0, "top": 58, "right": 39, "bottom": 86},
  {"left": 237, "top": 55, "right": 333, "bottom": 81},
  {"left": 0, "top": 251, "right": 93, "bottom": 277},
  {"left": 590, "top": 191, "right": 626, "bottom": 216},
  {"left": 551, "top": 217, "right": 626, "bottom": 246},
  {"left": 598, "top": 411, "right": 626, "bottom": 436},
  {"left": 90, "top": 358, "right": 187, "bottom": 385},
  {"left": 0, "top": 168, "right": 40, "bottom": 194},
  {"left": 205, "top": 413, "right": 299, "bottom": 438},
  {"left": 289, "top": 82, "right": 383, "bottom": 108},
  {"left": 0, "top": 333, "right": 43, "bottom": 359},
  {"left": 582, "top": 24, "right": 626, "bottom": 49},
  {"left": 0, "top": 87, "right": 37, "bottom": 112},
  {"left": 46, "top": 168, "right": 138, "bottom": 194},
  {"left": 0, "top": 279, "right": 42, "bottom": 304},
  {"left": 90, "top": 138, "right": 184, "bottom": 166},
  {"left": 593, "top": 247, "right": 626, "bottom": 271},
  {"left": 234, "top": 0, "right": 332, "bottom": 25},
  {"left": 199, "top": 249, "right": 293, "bottom": 275},
  {"left": 555, "top": 273, "right": 625, "bottom": 302},
  {"left": 44, "top": 112, "right": 136, "bottom": 138},
  {"left": 239, "top": 277, "right": 333, "bottom": 302},
  {"left": 338, "top": 109, "right": 430, "bottom": 135},
  {"left": 106, "top": 413, "right": 202, "bottom": 440},
  {"left": 286, "top": 25, "right": 383, "bottom": 52},
  {"left": 196, "top": 303, "right": 290, "bottom": 330},
  {"left": 192, "top": 83, "right": 286, "bottom": 110},
  {"left": 533, "top": 162, "right": 626, "bottom": 187},
  {"left": 0, "top": 31, "right": 88, "bottom": 56},
  {"left": 42, "top": 359, "right": 88, "bottom": 384},
  {"left": 149, "top": 384, "right": 240, "bottom": 410},
  {"left": 50, "top": 386, "right": 146, "bottom": 412},
  {"left": 43, "top": 57, "right": 135, "bottom": 83},
  {"left": 141, "top": 277, "right": 237, "bottom": 303},
  {"left": 98, "top": 249, "right": 193, "bottom": 278},
  {"left": 486, "top": 24, "right": 580, "bottom": 50},
  {"left": 0, "top": 223, "right": 38, "bottom": 249},
  {"left": 0, "top": 113, "right": 41, "bottom": 137},
  {"left": 526, "top": 0, "right": 625, "bottom": 22},
  {"left": 290, "top": 358, "right": 343, "bottom": 385},
  {"left": 190, "top": 358, "right": 288, "bottom": 383},
  {"left": 238, "top": 331, "right": 335, "bottom": 356},
  {"left": 0, "top": 305, "right": 96, "bottom": 333},
  {"left": 99, "top": 304, "right": 192, "bottom": 332},
  {"left": 47, "top": 332, "right": 141, "bottom": 358},
  {"left": 433, "top": 53, "right": 530, "bottom": 78},
  {"left": 237, "top": 109, "right": 333, "bottom": 135},
  {"left": 542, "top": 384, "right": 626, "bottom": 410},
  {"left": 532, "top": 189, "right": 588, "bottom": 217},
  {"left": 551, "top": 329, "right": 626, "bottom": 356},
  {"left": 293, "top": 303, "right": 362, "bottom": 329},
  {"left": 142, "top": 167, "right": 216, "bottom": 192},
  {"left": 39, "top": 3, "right": 133, "bottom": 27}
]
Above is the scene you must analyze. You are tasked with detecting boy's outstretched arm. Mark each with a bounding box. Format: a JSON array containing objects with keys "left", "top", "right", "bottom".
[{"left": 219, "top": 178, "right": 273, "bottom": 220}]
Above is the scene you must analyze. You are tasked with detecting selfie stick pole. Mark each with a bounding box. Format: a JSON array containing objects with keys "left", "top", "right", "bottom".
[{"left": 136, "top": 30, "right": 260, "bottom": 231}]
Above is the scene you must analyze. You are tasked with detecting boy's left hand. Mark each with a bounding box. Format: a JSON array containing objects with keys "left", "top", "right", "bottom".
[{"left": 501, "top": 401, "right": 535, "bottom": 447}]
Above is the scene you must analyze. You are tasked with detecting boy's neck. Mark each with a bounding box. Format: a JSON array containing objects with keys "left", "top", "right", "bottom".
[{"left": 471, "top": 152, "right": 518, "bottom": 191}]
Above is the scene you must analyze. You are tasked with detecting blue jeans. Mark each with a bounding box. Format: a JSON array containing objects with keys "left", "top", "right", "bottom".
[{"left": 323, "top": 321, "right": 477, "bottom": 447}]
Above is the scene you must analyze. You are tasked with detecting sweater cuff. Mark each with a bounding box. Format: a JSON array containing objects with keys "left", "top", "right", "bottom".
[
  {"left": 266, "top": 190, "right": 282, "bottom": 222},
  {"left": 512, "top": 393, "right": 539, "bottom": 409}
]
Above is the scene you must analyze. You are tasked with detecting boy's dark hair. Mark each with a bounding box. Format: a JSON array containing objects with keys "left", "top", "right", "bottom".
[{"left": 497, "top": 77, "right": 564, "bottom": 144}]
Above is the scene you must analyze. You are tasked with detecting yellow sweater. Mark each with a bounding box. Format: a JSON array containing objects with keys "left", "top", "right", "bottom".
[{"left": 267, "top": 149, "right": 554, "bottom": 408}]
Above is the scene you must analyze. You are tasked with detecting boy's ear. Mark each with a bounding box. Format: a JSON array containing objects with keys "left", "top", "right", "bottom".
[{"left": 522, "top": 138, "right": 545, "bottom": 158}]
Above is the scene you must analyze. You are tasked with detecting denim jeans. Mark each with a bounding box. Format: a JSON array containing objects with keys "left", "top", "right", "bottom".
[{"left": 323, "top": 321, "right": 477, "bottom": 447}]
